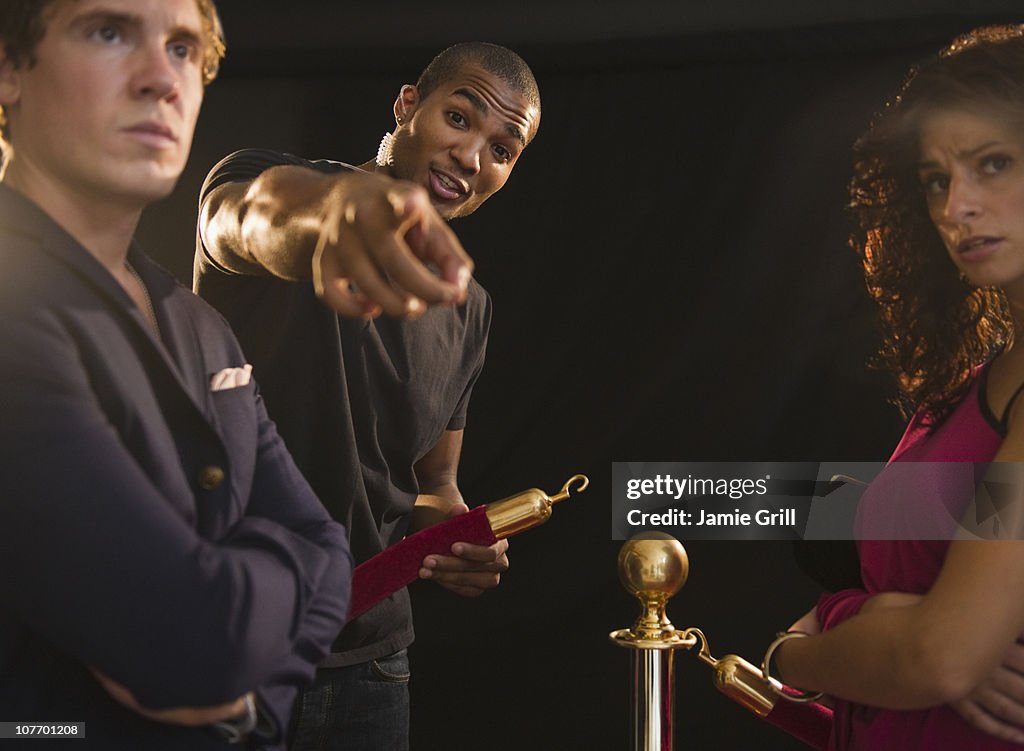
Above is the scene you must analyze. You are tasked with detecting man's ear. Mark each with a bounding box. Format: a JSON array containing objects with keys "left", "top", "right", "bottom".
[
  {"left": 0, "top": 47, "right": 22, "bottom": 107},
  {"left": 393, "top": 84, "right": 419, "bottom": 127}
]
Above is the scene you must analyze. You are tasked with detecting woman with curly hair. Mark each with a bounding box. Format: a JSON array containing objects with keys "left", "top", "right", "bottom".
[{"left": 769, "top": 25, "right": 1024, "bottom": 750}]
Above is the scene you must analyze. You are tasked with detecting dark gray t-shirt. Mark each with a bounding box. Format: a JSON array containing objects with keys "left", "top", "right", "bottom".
[{"left": 194, "top": 149, "right": 491, "bottom": 666}]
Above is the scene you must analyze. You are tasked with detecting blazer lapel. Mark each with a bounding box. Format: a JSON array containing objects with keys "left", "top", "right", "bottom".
[
  {"left": 0, "top": 186, "right": 215, "bottom": 424},
  {"left": 127, "top": 248, "right": 214, "bottom": 421}
]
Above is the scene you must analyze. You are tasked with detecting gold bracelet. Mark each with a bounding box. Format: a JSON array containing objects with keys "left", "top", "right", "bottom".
[{"left": 761, "top": 631, "right": 824, "bottom": 703}]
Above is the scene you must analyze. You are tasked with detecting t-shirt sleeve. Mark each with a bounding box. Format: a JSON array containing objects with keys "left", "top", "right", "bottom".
[
  {"left": 199, "top": 148, "right": 351, "bottom": 207},
  {"left": 195, "top": 149, "right": 355, "bottom": 279}
]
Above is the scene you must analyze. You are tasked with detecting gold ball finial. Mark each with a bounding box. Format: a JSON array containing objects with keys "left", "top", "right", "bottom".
[
  {"left": 615, "top": 532, "right": 689, "bottom": 642},
  {"left": 609, "top": 533, "right": 696, "bottom": 650},
  {"left": 617, "top": 531, "right": 689, "bottom": 598}
]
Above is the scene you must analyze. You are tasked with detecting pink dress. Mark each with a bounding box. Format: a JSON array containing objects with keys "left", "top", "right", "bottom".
[{"left": 818, "top": 366, "right": 1023, "bottom": 750}]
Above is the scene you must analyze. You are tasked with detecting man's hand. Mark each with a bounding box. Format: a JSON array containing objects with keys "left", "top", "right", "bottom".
[
  {"left": 313, "top": 174, "right": 472, "bottom": 319},
  {"left": 92, "top": 669, "right": 251, "bottom": 727},
  {"left": 418, "top": 502, "right": 510, "bottom": 597}
]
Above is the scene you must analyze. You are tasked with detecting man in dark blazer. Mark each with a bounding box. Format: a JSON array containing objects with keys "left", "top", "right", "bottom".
[{"left": 0, "top": 1, "right": 368, "bottom": 748}]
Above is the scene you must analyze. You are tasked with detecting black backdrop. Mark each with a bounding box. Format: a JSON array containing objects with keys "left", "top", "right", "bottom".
[{"left": 134, "top": 6, "right": 1021, "bottom": 749}]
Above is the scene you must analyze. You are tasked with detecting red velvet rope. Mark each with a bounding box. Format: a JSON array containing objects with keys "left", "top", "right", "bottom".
[
  {"left": 764, "top": 694, "right": 833, "bottom": 750},
  {"left": 348, "top": 505, "right": 498, "bottom": 621},
  {"left": 352, "top": 507, "right": 833, "bottom": 751}
]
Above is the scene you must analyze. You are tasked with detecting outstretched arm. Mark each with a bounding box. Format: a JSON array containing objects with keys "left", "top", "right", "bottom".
[{"left": 199, "top": 151, "right": 472, "bottom": 318}]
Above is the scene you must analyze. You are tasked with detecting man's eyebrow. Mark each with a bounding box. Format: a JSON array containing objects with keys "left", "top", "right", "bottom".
[
  {"left": 452, "top": 88, "right": 526, "bottom": 147},
  {"left": 169, "top": 25, "right": 204, "bottom": 48},
  {"left": 506, "top": 124, "right": 526, "bottom": 148},
  {"left": 69, "top": 9, "right": 141, "bottom": 32},
  {"left": 453, "top": 88, "right": 488, "bottom": 115},
  {"left": 68, "top": 8, "right": 203, "bottom": 46}
]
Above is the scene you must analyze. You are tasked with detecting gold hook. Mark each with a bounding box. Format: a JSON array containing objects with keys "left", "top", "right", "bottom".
[
  {"left": 681, "top": 627, "right": 718, "bottom": 667},
  {"left": 549, "top": 474, "right": 590, "bottom": 504}
]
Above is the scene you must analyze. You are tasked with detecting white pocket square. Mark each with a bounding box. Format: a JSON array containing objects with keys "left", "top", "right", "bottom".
[{"left": 210, "top": 364, "right": 253, "bottom": 391}]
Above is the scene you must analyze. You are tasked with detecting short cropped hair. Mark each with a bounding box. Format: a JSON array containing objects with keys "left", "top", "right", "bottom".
[
  {"left": 0, "top": 0, "right": 225, "bottom": 147},
  {"left": 415, "top": 42, "right": 541, "bottom": 134}
]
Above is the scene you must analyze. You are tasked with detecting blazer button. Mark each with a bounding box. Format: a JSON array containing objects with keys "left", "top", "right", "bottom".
[{"left": 198, "top": 465, "right": 226, "bottom": 491}]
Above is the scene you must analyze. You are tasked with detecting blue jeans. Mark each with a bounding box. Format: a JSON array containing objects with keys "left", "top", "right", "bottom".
[{"left": 288, "top": 650, "right": 410, "bottom": 751}]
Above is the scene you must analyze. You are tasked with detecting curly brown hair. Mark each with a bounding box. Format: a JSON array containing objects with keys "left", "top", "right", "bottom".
[
  {"left": 850, "top": 25, "right": 1024, "bottom": 423},
  {"left": 0, "top": 0, "right": 225, "bottom": 146}
]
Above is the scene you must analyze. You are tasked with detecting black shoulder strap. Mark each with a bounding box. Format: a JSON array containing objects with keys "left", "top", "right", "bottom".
[{"left": 1000, "top": 377, "right": 1024, "bottom": 431}]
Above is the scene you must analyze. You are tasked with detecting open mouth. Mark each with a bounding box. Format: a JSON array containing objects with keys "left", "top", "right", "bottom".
[{"left": 429, "top": 169, "right": 467, "bottom": 201}]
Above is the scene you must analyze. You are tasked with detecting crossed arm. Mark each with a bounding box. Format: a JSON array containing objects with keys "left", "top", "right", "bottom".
[
  {"left": 0, "top": 338, "right": 349, "bottom": 745},
  {"left": 777, "top": 423, "right": 1024, "bottom": 727}
]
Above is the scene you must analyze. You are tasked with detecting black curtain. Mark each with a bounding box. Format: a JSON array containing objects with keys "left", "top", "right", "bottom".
[{"left": 138, "top": 13, "right": 1018, "bottom": 750}]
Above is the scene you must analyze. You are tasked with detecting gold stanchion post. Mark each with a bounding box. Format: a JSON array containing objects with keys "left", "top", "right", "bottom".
[
  {"left": 610, "top": 533, "right": 832, "bottom": 750},
  {"left": 609, "top": 533, "right": 695, "bottom": 751}
]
